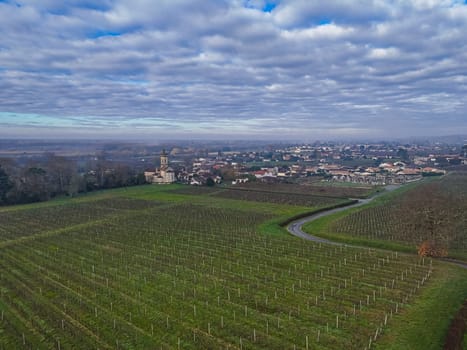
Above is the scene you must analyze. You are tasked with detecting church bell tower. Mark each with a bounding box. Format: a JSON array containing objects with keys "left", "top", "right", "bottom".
[{"left": 160, "top": 149, "right": 169, "bottom": 171}]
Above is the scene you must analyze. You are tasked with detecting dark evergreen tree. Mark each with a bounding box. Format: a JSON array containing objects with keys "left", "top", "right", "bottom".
[{"left": 206, "top": 177, "right": 215, "bottom": 187}]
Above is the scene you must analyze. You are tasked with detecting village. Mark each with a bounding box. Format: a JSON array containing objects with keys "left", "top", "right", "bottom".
[
  {"left": 143, "top": 142, "right": 466, "bottom": 186},
  {"left": 1, "top": 140, "right": 464, "bottom": 203}
]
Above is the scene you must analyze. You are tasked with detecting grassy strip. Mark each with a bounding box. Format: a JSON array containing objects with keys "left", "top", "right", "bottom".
[
  {"left": 278, "top": 199, "right": 357, "bottom": 227},
  {"left": 375, "top": 262, "right": 467, "bottom": 350},
  {"left": 259, "top": 199, "right": 354, "bottom": 237},
  {"left": 446, "top": 251, "right": 467, "bottom": 263},
  {"left": 258, "top": 217, "right": 291, "bottom": 236}
]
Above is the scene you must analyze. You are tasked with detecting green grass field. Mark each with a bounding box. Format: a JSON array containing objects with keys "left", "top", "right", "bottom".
[{"left": 0, "top": 184, "right": 465, "bottom": 349}]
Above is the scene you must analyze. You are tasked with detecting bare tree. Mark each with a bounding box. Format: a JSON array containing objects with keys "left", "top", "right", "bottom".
[{"left": 46, "top": 153, "right": 76, "bottom": 195}]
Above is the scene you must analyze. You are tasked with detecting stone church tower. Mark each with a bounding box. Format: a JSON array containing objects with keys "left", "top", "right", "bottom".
[
  {"left": 143, "top": 149, "right": 176, "bottom": 184},
  {"left": 160, "top": 149, "right": 169, "bottom": 171}
]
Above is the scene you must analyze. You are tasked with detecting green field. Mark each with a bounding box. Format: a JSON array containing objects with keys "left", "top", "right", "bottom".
[{"left": 0, "top": 184, "right": 465, "bottom": 349}]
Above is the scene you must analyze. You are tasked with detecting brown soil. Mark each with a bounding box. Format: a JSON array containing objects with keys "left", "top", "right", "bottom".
[{"left": 444, "top": 299, "right": 467, "bottom": 350}]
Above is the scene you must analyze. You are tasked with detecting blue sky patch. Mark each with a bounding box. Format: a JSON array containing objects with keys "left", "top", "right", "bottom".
[
  {"left": 263, "top": 3, "right": 276, "bottom": 12},
  {"left": 318, "top": 19, "right": 332, "bottom": 25},
  {"left": 88, "top": 30, "right": 123, "bottom": 39},
  {"left": 0, "top": 0, "right": 20, "bottom": 6},
  {"left": 77, "top": 2, "right": 112, "bottom": 12}
]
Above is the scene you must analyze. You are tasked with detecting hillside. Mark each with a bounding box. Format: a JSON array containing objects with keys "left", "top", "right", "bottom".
[{"left": 0, "top": 184, "right": 465, "bottom": 349}]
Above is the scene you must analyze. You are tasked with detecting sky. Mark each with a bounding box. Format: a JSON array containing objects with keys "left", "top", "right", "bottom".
[{"left": 0, "top": 0, "right": 466, "bottom": 141}]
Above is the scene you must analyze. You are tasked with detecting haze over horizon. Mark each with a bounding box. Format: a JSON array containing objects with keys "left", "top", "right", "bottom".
[{"left": 1, "top": 0, "right": 467, "bottom": 140}]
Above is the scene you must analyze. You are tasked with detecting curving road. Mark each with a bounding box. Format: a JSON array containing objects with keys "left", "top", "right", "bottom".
[
  {"left": 286, "top": 184, "right": 467, "bottom": 269},
  {"left": 286, "top": 185, "right": 399, "bottom": 245}
]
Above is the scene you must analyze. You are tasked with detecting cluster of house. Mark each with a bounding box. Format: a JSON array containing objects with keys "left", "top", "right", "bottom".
[
  {"left": 143, "top": 145, "right": 458, "bottom": 186},
  {"left": 252, "top": 164, "right": 302, "bottom": 179},
  {"left": 250, "top": 162, "right": 445, "bottom": 185},
  {"left": 325, "top": 162, "right": 445, "bottom": 185}
]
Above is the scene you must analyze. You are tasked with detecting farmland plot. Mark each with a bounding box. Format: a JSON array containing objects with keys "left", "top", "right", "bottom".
[
  {"left": 0, "top": 198, "right": 161, "bottom": 243},
  {"left": 325, "top": 173, "right": 467, "bottom": 259},
  {"left": 0, "top": 194, "right": 437, "bottom": 349},
  {"left": 211, "top": 189, "right": 342, "bottom": 207},
  {"left": 233, "top": 183, "right": 375, "bottom": 199},
  {"left": 168, "top": 185, "right": 348, "bottom": 207}
]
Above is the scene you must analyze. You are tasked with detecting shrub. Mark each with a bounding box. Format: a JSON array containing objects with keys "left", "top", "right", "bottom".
[{"left": 418, "top": 240, "right": 448, "bottom": 257}]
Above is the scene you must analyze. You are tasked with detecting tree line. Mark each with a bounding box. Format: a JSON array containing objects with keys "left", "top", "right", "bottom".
[{"left": 0, "top": 154, "right": 146, "bottom": 206}]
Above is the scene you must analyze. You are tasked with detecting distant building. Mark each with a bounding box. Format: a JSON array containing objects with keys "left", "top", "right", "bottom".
[{"left": 144, "top": 149, "right": 176, "bottom": 184}]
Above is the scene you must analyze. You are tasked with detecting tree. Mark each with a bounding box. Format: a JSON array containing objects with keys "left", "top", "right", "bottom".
[
  {"left": 46, "top": 154, "right": 75, "bottom": 196},
  {"left": 18, "top": 166, "right": 50, "bottom": 203},
  {"left": 397, "top": 148, "right": 409, "bottom": 162},
  {"left": 97, "top": 157, "right": 108, "bottom": 188},
  {"left": 113, "top": 164, "right": 132, "bottom": 187},
  {"left": 0, "top": 165, "right": 13, "bottom": 204},
  {"left": 206, "top": 177, "right": 215, "bottom": 187},
  {"left": 135, "top": 172, "right": 147, "bottom": 185},
  {"left": 398, "top": 183, "right": 451, "bottom": 257},
  {"left": 67, "top": 173, "right": 84, "bottom": 197}
]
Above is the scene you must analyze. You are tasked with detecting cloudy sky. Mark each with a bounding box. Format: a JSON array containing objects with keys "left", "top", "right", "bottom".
[{"left": 1, "top": 0, "right": 466, "bottom": 140}]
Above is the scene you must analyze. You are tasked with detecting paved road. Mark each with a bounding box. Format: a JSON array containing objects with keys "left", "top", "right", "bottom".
[
  {"left": 286, "top": 185, "right": 399, "bottom": 245},
  {"left": 286, "top": 184, "right": 467, "bottom": 269}
]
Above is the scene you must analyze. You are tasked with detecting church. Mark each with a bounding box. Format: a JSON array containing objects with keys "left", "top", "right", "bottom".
[{"left": 144, "top": 149, "right": 176, "bottom": 184}]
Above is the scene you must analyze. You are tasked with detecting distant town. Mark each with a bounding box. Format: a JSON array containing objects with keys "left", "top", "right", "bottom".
[
  {"left": 131, "top": 139, "right": 465, "bottom": 187},
  {"left": 1, "top": 139, "right": 466, "bottom": 206},
  {"left": 172, "top": 142, "right": 466, "bottom": 187}
]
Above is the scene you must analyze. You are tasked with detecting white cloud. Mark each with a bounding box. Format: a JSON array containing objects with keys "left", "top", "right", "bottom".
[
  {"left": 281, "top": 23, "right": 354, "bottom": 40},
  {"left": 0, "top": 0, "right": 466, "bottom": 139},
  {"left": 368, "top": 47, "right": 400, "bottom": 59}
]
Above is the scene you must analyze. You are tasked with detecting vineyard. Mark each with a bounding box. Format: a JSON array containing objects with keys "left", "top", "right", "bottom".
[
  {"left": 0, "top": 184, "right": 465, "bottom": 349},
  {"left": 312, "top": 173, "right": 467, "bottom": 260},
  {"left": 231, "top": 182, "right": 376, "bottom": 199},
  {"left": 169, "top": 186, "right": 351, "bottom": 207},
  {"left": 0, "top": 198, "right": 161, "bottom": 242},
  {"left": 213, "top": 189, "right": 342, "bottom": 207}
]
